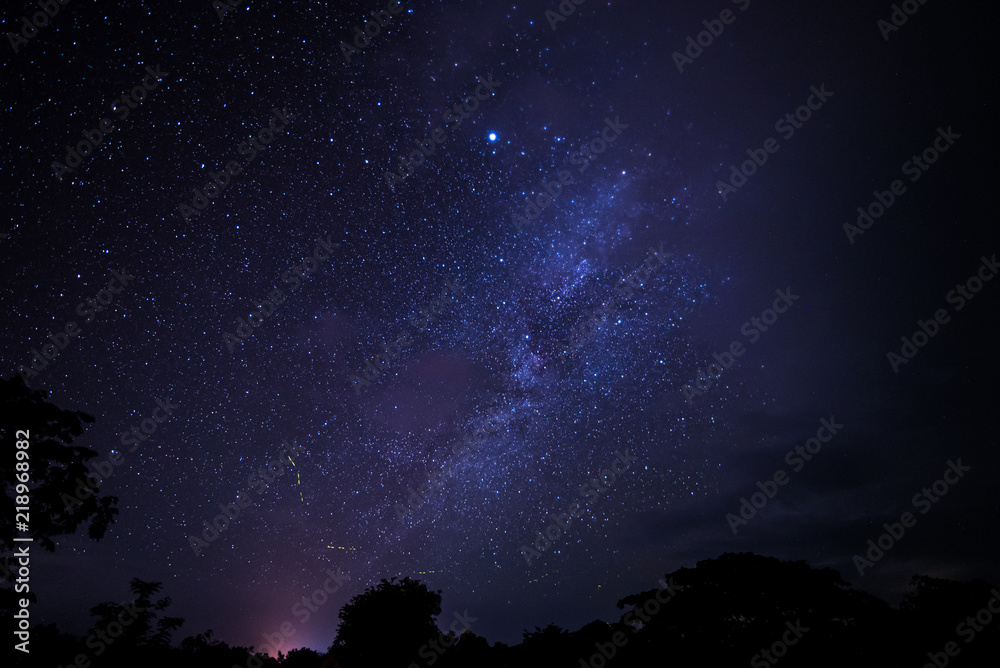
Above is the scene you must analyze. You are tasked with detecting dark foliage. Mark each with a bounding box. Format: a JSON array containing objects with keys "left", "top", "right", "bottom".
[{"left": 12, "top": 553, "right": 998, "bottom": 668}]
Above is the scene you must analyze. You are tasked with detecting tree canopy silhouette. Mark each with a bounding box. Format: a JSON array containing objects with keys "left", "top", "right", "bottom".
[
  {"left": 7, "top": 552, "right": 999, "bottom": 668},
  {"left": 79, "top": 578, "right": 186, "bottom": 666},
  {"left": 1, "top": 376, "right": 119, "bottom": 612},
  {"left": 327, "top": 576, "right": 442, "bottom": 668}
]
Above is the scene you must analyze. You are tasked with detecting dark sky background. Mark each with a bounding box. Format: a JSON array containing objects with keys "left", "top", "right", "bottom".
[{"left": 2, "top": 0, "right": 998, "bottom": 656}]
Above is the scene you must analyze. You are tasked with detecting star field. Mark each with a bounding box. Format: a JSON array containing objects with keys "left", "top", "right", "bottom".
[{"left": 2, "top": 0, "right": 997, "bottom": 655}]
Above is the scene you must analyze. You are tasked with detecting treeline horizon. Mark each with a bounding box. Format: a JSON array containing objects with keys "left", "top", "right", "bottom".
[
  {"left": 5, "top": 551, "right": 1000, "bottom": 668},
  {"left": 3, "top": 380, "right": 998, "bottom": 666}
]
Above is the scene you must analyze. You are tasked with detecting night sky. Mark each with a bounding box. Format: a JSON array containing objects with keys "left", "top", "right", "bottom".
[{"left": 3, "top": 0, "right": 998, "bottom": 656}]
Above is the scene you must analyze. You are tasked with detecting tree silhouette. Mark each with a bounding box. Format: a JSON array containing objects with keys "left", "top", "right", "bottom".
[
  {"left": 3, "top": 552, "right": 997, "bottom": 667},
  {"left": 1, "top": 376, "right": 119, "bottom": 612},
  {"left": 614, "top": 552, "right": 898, "bottom": 666},
  {"left": 85, "top": 578, "right": 185, "bottom": 663},
  {"left": 899, "top": 574, "right": 1000, "bottom": 665},
  {"left": 176, "top": 629, "right": 278, "bottom": 668},
  {"left": 515, "top": 623, "right": 572, "bottom": 668},
  {"left": 327, "top": 576, "right": 442, "bottom": 668},
  {"left": 436, "top": 631, "right": 502, "bottom": 668},
  {"left": 11, "top": 622, "right": 81, "bottom": 667},
  {"left": 283, "top": 646, "right": 323, "bottom": 667}
]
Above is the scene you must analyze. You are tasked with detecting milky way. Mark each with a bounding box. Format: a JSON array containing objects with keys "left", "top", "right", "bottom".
[{"left": 3, "top": 0, "right": 996, "bottom": 655}]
